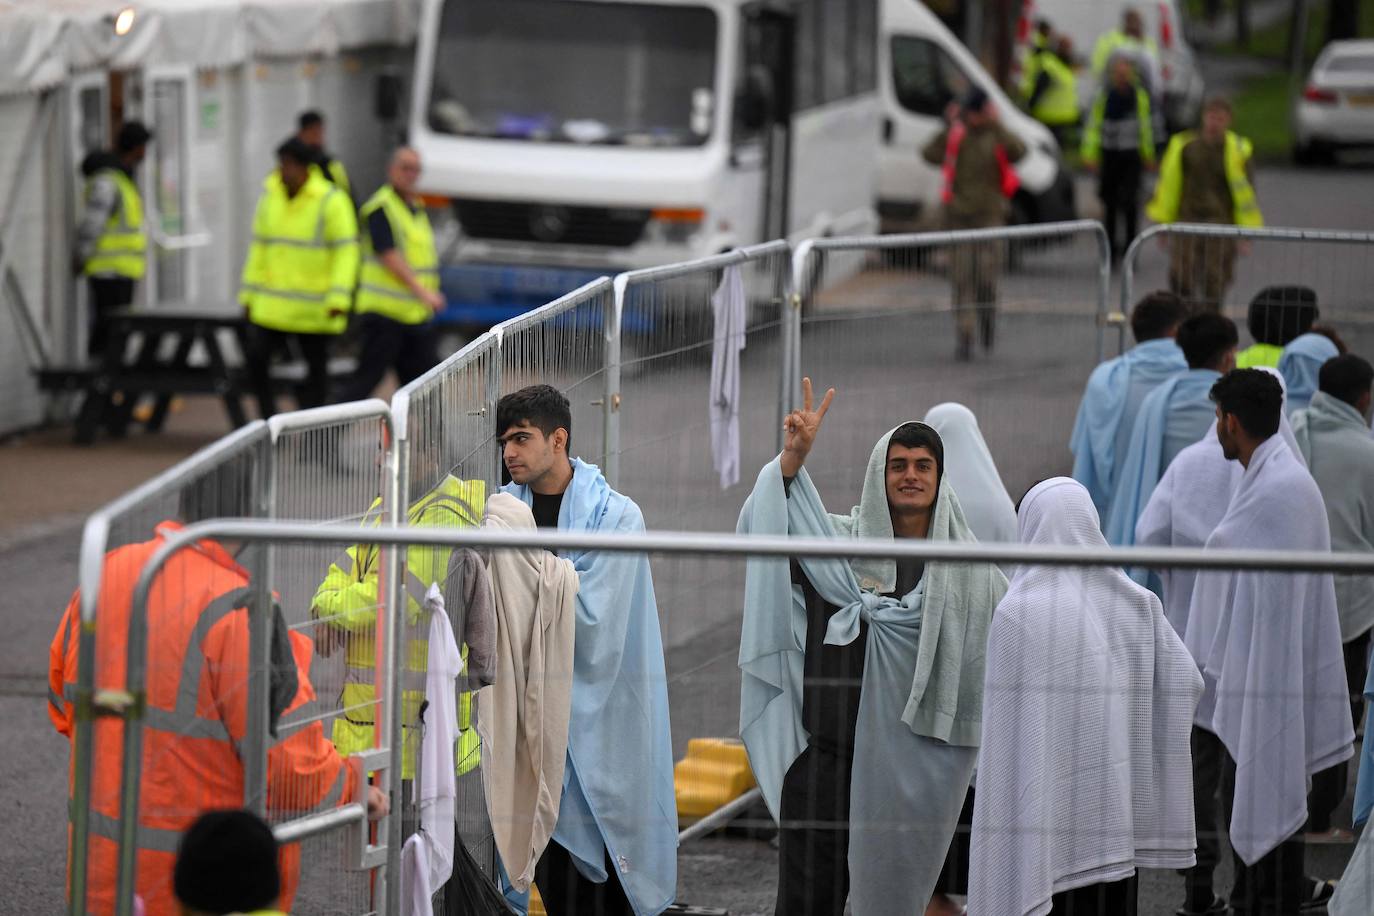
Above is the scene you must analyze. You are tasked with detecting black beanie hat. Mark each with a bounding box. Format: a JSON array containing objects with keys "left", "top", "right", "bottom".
[{"left": 174, "top": 810, "right": 280, "bottom": 914}]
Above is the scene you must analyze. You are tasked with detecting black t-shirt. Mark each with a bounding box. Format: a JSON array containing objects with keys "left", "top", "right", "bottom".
[
  {"left": 366, "top": 186, "right": 418, "bottom": 255},
  {"left": 531, "top": 490, "right": 564, "bottom": 529}
]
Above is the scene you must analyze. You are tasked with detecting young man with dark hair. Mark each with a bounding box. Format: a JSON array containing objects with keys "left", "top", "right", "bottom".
[
  {"left": 1178, "top": 368, "right": 1351, "bottom": 915},
  {"left": 175, "top": 810, "right": 283, "bottom": 915},
  {"left": 739, "top": 378, "right": 1007, "bottom": 916},
  {"left": 1237, "top": 286, "right": 1319, "bottom": 369},
  {"left": 296, "top": 109, "right": 352, "bottom": 199},
  {"left": 1293, "top": 353, "right": 1374, "bottom": 843},
  {"left": 1071, "top": 290, "right": 1188, "bottom": 517},
  {"left": 493, "top": 384, "right": 675, "bottom": 916},
  {"left": 1105, "top": 311, "right": 1238, "bottom": 547}
]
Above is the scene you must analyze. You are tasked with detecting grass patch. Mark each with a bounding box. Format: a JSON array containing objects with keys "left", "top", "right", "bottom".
[
  {"left": 1207, "top": 2, "right": 1374, "bottom": 64},
  {"left": 1233, "top": 70, "right": 1296, "bottom": 161}
]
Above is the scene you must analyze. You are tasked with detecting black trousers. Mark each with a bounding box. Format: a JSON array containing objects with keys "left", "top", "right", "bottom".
[
  {"left": 1099, "top": 150, "right": 1144, "bottom": 259},
  {"left": 774, "top": 744, "right": 973, "bottom": 916},
  {"left": 1307, "top": 630, "right": 1370, "bottom": 831},
  {"left": 534, "top": 839, "right": 635, "bottom": 916},
  {"left": 334, "top": 312, "right": 439, "bottom": 403},
  {"left": 87, "top": 276, "right": 136, "bottom": 357},
  {"left": 1185, "top": 726, "right": 1306, "bottom": 915},
  {"left": 243, "top": 325, "right": 333, "bottom": 418},
  {"left": 1050, "top": 873, "right": 1138, "bottom": 914}
]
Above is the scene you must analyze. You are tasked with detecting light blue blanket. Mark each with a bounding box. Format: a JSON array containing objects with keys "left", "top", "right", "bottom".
[
  {"left": 737, "top": 430, "right": 1005, "bottom": 914},
  {"left": 503, "top": 459, "right": 676, "bottom": 916},
  {"left": 1070, "top": 338, "right": 1187, "bottom": 518},
  {"left": 1105, "top": 368, "right": 1221, "bottom": 553},
  {"left": 1279, "top": 333, "right": 1340, "bottom": 416}
]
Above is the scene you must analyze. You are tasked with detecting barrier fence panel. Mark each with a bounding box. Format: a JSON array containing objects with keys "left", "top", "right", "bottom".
[
  {"left": 1121, "top": 224, "right": 1374, "bottom": 362},
  {"left": 264, "top": 401, "right": 399, "bottom": 916},
  {"left": 67, "top": 421, "right": 271, "bottom": 916},
  {"left": 610, "top": 242, "right": 794, "bottom": 756},
  {"left": 129, "top": 520, "right": 1374, "bottom": 916},
  {"left": 791, "top": 221, "right": 1111, "bottom": 509}
]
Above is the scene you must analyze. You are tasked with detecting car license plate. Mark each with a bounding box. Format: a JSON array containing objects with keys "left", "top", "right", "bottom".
[{"left": 1347, "top": 93, "right": 1374, "bottom": 107}]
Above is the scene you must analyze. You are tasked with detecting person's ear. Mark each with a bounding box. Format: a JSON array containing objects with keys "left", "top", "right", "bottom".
[{"left": 553, "top": 428, "right": 568, "bottom": 455}]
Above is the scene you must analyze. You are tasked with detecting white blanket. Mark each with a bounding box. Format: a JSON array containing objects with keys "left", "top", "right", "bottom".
[
  {"left": 709, "top": 264, "right": 747, "bottom": 489},
  {"left": 969, "top": 478, "right": 1202, "bottom": 916},
  {"left": 923, "top": 402, "right": 1018, "bottom": 545},
  {"left": 1184, "top": 434, "right": 1354, "bottom": 864},
  {"left": 476, "top": 494, "right": 579, "bottom": 893}
]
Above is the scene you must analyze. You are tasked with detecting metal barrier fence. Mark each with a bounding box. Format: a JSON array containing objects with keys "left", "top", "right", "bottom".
[
  {"left": 126, "top": 520, "right": 1374, "bottom": 916},
  {"left": 791, "top": 220, "right": 1111, "bottom": 505},
  {"left": 1120, "top": 224, "right": 1374, "bottom": 358}
]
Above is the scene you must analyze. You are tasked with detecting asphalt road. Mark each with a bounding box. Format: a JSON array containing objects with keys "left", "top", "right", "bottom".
[{"left": 3, "top": 162, "right": 1372, "bottom": 915}]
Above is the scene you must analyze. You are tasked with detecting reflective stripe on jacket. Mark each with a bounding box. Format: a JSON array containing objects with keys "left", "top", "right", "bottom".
[
  {"left": 1146, "top": 130, "right": 1263, "bottom": 228},
  {"left": 84, "top": 169, "right": 146, "bottom": 280},
  {"left": 356, "top": 185, "right": 439, "bottom": 326},
  {"left": 239, "top": 167, "right": 359, "bottom": 334},
  {"left": 310, "top": 477, "right": 486, "bottom": 780},
  {"left": 49, "top": 521, "right": 361, "bottom": 916},
  {"left": 1081, "top": 84, "right": 1156, "bottom": 165}
]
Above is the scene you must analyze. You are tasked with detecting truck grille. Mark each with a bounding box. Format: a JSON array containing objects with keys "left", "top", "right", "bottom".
[{"left": 453, "top": 199, "right": 651, "bottom": 248}]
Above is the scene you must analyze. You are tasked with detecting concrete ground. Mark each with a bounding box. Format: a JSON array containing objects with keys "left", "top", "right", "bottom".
[{"left": 3, "top": 162, "right": 1373, "bottom": 914}]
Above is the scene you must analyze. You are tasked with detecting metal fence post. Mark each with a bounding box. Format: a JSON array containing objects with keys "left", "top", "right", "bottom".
[
  {"left": 243, "top": 428, "right": 277, "bottom": 816},
  {"left": 1091, "top": 222, "right": 1112, "bottom": 363},
  {"left": 787, "top": 240, "right": 815, "bottom": 424},
  {"left": 606, "top": 275, "right": 626, "bottom": 489},
  {"left": 381, "top": 424, "right": 405, "bottom": 916}
]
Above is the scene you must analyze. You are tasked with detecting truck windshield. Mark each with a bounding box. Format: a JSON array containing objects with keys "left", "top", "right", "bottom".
[{"left": 428, "top": 0, "right": 719, "bottom": 147}]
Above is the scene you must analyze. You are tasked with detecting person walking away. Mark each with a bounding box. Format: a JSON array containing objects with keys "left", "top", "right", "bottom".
[
  {"left": 1146, "top": 96, "right": 1263, "bottom": 311},
  {"left": 1179, "top": 368, "right": 1350, "bottom": 915},
  {"left": 296, "top": 109, "right": 352, "bottom": 201},
  {"left": 75, "top": 121, "right": 152, "bottom": 357},
  {"left": 495, "top": 385, "right": 676, "bottom": 916},
  {"left": 49, "top": 481, "right": 387, "bottom": 915},
  {"left": 336, "top": 147, "right": 445, "bottom": 402},
  {"left": 969, "top": 478, "right": 1202, "bottom": 916},
  {"left": 1021, "top": 36, "right": 1081, "bottom": 147},
  {"left": 1082, "top": 58, "right": 1159, "bottom": 260},
  {"left": 738, "top": 377, "right": 1007, "bottom": 916},
  {"left": 1291, "top": 354, "right": 1374, "bottom": 845},
  {"left": 240, "top": 137, "right": 359, "bottom": 417},
  {"left": 922, "top": 88, "right": 1027, "bottom": 361},
  {"left": 1237, "top": 286, "right": 1319, "bottom": 369},
  {"left": 1091, "top": 8, "right": 1161, "bottom": 97},
  {"left": 1070, "top": 291, "right": 1188, "bottom": 519},
  {"left": 174, "top": 810, "right": 287, "bottom": 916}
]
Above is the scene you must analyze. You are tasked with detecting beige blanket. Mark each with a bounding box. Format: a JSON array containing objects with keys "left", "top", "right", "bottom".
[{"left": 475, "top": 493, "right": 578, "bottom": 892}]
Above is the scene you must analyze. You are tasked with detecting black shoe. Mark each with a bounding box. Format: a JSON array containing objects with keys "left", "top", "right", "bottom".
[
  {"left": 1300, "top": 878, "right": 1336, "bottom": 912},
  {"left": 1176, "top": 895, "right": 1227, "bottom": 916}
]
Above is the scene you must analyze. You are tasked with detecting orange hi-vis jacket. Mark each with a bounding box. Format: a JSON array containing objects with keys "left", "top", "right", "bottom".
[{"left": 49, "top": 521, "right": 364, "bottom": 916}]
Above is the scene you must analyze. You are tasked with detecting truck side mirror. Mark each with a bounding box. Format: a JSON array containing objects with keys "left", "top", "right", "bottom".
[{"left": 375, "top": 71, "right": 403, "bottom": 122}]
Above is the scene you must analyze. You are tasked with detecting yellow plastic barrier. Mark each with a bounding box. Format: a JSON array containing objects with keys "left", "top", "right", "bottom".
[{"left": 673, "top": 737, "right": 756, "bottom": 821}]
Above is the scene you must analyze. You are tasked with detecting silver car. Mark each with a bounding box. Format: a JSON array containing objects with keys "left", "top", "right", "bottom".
[{"left": 1294, "top": 39, "right": 1374, "bottom": 163}]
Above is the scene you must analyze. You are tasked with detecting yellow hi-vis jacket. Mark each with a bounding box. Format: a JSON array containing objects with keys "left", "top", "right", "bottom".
[
  {"left": 356, "top": 185, "right": 440, "bottom": 326},
  {"left": 84, "top": 169, "right": 147, "bottom": 280},
  {"left": 1092, "top": 30, "right": 1159, "bottom": 78},
  {"left": 239, "top": 166, "right": 359, "bottom": 335},
  {"left": 1021, "top": 51, "right": 1080, "bottom": 127},
  {"left": 1081, "top": 84, "right": 1156, "bottom": 166},
  {"left": 310, "top": 476, "right": 486, "bottom": 780},
  {"left": 1146, "top": 130, "right": 1263, "bottom": 228}
]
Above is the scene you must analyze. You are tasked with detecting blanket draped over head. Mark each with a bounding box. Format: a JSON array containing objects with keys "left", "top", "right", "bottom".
[
  {"left": 502, "top": 459, "right": 677, "bottom": 916},
  {"left": 1184, "top": 435, "right": 1354, "bottom": 865},
  {"left": 923, "top": 402, "right": 1018, "bottom": 545},
  {"left": 970, "top": 478, "right": 1202, "bottom": 916},
  {"left": 737, "top": 423, "right": 1007, "bottom": 915},
  {"left": 1279, "top": 332, "right": 1340, "bottom": 416},
  {"left": 1070, "top": 338, "right": 1187, "bottom": 517}
]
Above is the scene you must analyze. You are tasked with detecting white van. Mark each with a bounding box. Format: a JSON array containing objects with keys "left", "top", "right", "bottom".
[
  {"left": 878, "top": 0, "right": 1075, "bottom": 233},
  {"left": 409, "top": 0, "right": 881, "bottom": 330},
  {"left": 1014, "top": 0, "right": 1205, "bottom": 131}
]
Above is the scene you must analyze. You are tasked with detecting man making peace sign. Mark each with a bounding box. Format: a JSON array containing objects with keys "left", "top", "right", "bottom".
[{"left": 738, "top": 379, "right": 1007, "bottom": 916}]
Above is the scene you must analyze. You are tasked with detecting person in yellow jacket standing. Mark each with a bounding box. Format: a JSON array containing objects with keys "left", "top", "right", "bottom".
[
  {"left": 337, "top": 147, "right": 446, "bottom": 403},
  {"left": 1147, "top": 96, "right": 1263, "bottom": 311},
  {"left": 1021, "top": 36, "right": 1080, "bottom": 146},
  {"left": 1082, "top": 58, "right": 1159, "bottom": 260},
  {"left": 74, "top": 122, "right": 152, "bottom": 357},
  {"left": 240, "top": 137, "right": 359, "bottom": 417}
]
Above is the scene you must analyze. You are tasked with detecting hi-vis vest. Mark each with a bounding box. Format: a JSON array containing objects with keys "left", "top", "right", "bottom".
[
  {"left": 239, "top": 167, "right": 359, "bottom": 335},
  {"left": 85, "top": 169, "right": 146, "bottom": 280},
  {"left": 1146, "top": 130, "right": 1263, "bottom": 228},
  {"left": 310, "top": 476, "right": 486, "bottom": 780},
  {"left": 1021, "top": 51, "right": 1080, "bottom": 127},
  {"left": 1081, "top": 84, "right": 1156, "bottom": 165},
  {"left": 356, "top": 185, "right": 439, "bottom": 325}
]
